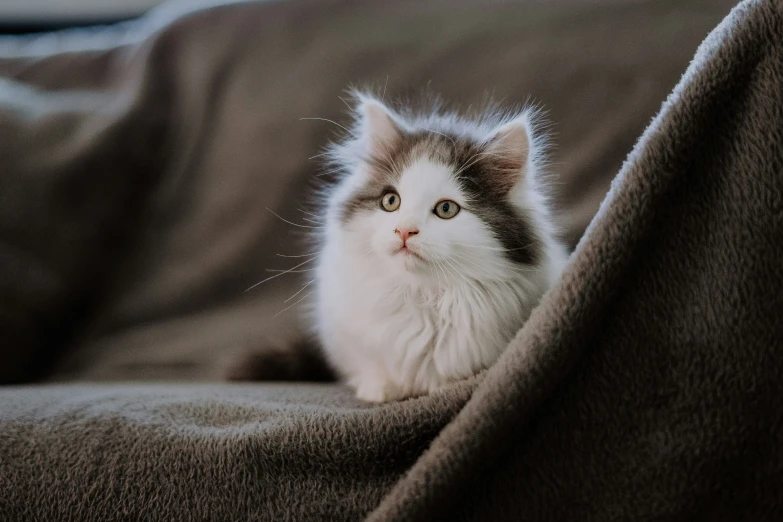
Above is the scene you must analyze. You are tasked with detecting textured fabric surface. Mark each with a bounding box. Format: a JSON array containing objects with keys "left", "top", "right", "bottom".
[
  {"left": 0, "top": 381, "right": 476, "bottom": 521},
  {"left": 3, "top": 0, "right": 783, "bottom": 520},
  {"left": 0, "top": 0, "right": 733, "bottom": 383},
  {"left": 370, "top": 0, "right": 783, "bottom": 519}
]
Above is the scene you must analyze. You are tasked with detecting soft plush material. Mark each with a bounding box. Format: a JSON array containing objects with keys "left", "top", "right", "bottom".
[{"left": 4, "top": 0, "right": 782, "bottom": 520}]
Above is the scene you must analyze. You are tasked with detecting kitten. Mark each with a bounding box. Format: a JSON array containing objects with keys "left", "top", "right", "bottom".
[{"left": 306, "top": 92, "right": 569, "bottom": 402}]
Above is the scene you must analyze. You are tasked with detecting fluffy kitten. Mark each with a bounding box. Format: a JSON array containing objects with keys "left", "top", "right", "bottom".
[{"left": 308, "top": 93, "right": 569, "bottom": 402}]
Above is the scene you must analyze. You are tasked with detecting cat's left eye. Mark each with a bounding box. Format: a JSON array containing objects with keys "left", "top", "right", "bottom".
[
  {"left": 381, "top": 192, "right": 401, "bottom": 212},
  {"left": 434, "top": 200, "right": 460, "bottom": 219}
]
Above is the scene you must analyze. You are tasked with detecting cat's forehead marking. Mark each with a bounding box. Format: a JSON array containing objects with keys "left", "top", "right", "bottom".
[
  {"left": 337, "top": 127, "right": 540, "bottom": 265},
  {"left": 397, "top": 157, "right": 462, "bottom": 206},
  {"left": 337, "top": 136, "right": 456, "bottom": 225}
]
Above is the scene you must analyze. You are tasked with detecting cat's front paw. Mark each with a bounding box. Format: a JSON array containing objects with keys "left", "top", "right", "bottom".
[{"left": 354, "top": 380, "right": 404, "bottom": 403}]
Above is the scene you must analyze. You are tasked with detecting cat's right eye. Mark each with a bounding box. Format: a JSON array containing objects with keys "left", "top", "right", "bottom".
[{"left": 381, "top": 192, "right": 401, "bottom": 212}]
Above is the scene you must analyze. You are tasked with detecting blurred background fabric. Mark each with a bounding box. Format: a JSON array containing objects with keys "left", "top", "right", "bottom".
[
  {"left": 0, "top": 0, "right": 166, "bottom": 21},
  {"left": 0, "top": 0, "right": 167, "bottom": 33},
  {"left": 0, "top": 0, "right": 737, "bottom": 384}
]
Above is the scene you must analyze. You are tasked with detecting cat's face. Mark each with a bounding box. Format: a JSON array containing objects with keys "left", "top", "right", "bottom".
[
  {"left": 344, "top": 157, "right": 511, "bottom": 279},
  {"left": 327, "top": 96, "right": 543, "bottom": 285}
]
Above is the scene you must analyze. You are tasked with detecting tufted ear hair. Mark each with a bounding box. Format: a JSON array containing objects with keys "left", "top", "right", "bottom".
[
  {"left": 355, "top": 96, "right": 404, "bottom": 157},
  {"left": 485, "top": 114, "right": 532, "bottom": 176}
]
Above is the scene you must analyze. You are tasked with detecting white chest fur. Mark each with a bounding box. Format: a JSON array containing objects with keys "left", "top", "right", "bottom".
[{"left": 313, "top": 240, "right": 546, "bottom": 402}]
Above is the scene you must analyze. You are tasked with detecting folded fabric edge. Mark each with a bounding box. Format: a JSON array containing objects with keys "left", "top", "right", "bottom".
[{"left": 366, "top": 0, "right": 774, "bottom": 519}]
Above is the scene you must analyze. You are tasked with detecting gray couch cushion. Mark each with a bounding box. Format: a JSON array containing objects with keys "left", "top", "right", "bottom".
[{"left": 0, "top": 0, "right": 736, "bottom": 383}]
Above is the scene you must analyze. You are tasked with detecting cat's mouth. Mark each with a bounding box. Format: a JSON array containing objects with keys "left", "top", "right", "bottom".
[{"left": 395, "top": 245, "right": 425, "bottom": 261}]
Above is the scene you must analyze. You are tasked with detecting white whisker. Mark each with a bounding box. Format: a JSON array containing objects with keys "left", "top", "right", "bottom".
[
  {"left": 300, "top": 117, "right": 351, "bottom": 133},
  {"left": 449, "top": 252, "right": 496, "bottom": 280},
  {"left": 285, "top": 279, "right": 315, "bottom": 303},
  {"left": 430, "top": 256, "right": 444, "bottom": 290},
  {"left": 273, "top": 290, "right": 314, "bottom": 318},
  {"left": 443, "top": 257, "right": 484, "bottom": 296},
  {"left": 448, "top": 258, "right": 500, "bottom": 313},
  {"left": 266, "top": 207, "right": 323, "bottom": 229},
  {"left": 297, "top": 209, "right": 324, "bottom": 221},
  {"left": 454, "top": 251, "right": 535, "bottom": 273},
  {"left": 427, "top": 262, "right": 440, "bottom": 290},
  {"left": 338, "top": 95, "right": 353, "bottom": 112},
  {"left": 433, "top": 257, "right": 450, "bottom": 291},
  {"left": 451, "top": 242, "right": 532, "bottom": 252},
  {"left": 265, "top": 268, "right": 314, "bottom": 273},
  {"left": 245, "top": 256, "right": 317, "bottom": 292},
  {"left": 276, "top": 252, "right": 318, "bottom": 258}
]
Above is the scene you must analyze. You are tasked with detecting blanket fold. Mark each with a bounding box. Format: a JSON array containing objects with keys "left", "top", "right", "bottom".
[
  {"left": 1, "top": 0, "right": 781, "bottom": 520},
  {"left": 370, "top": 1, "right": 783, "bottom": 519}
]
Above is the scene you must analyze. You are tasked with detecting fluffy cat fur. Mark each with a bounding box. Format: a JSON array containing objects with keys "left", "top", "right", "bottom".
[
  {"left": 228, "top": 92, "right": 569, "bottom": 402},
  {"left": 303, "top": 92, "right": 569, "bottom": 402}
]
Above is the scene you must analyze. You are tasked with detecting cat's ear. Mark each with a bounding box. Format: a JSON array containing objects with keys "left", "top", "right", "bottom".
[
  {"left": 485, "top": 114, "right": 533, "bottom": 174},
  {"left": 356, "top": 98, "right": 403, "bottom": 156}
]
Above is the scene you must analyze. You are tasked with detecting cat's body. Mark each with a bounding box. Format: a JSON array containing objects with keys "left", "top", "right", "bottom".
[
  {"left": 316, "top": 247, "right": 559, "bottom": 402},
  {"left": 307, "top": 93, "right": 569, "bottom": 402}
]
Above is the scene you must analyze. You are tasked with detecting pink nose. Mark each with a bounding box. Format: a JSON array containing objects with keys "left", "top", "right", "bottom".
[{"left": 394, "top": 227, "right": 419, "bottom": 244}]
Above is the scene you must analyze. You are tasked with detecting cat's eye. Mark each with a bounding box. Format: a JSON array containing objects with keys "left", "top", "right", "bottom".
[
  {"left": 381, "top": 192, "right": 401, "bottom": 212},
  {"left": 434, "top": 200, "right": 460, "bottom": 219}
]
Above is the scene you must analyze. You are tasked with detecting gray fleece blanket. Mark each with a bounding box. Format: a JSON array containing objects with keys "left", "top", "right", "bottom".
[{"left": 2, "top": 0, "right": 782, "bottom": 520}]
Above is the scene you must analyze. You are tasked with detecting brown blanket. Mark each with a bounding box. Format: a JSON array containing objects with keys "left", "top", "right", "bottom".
[{"left": 4, "top": 0, "right": 782, "bottom": 520}]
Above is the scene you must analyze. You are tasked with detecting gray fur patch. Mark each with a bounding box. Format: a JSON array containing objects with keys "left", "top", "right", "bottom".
[{"left": 337, "top": 124, "right": 540, "bottom": 265}]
